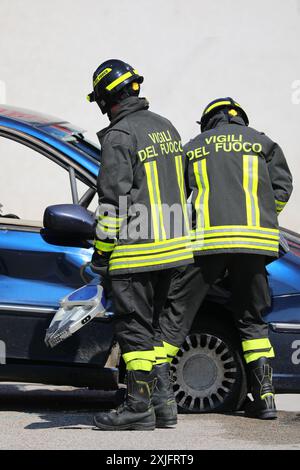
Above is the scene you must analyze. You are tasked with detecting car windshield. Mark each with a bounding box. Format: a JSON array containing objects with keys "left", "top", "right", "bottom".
[
  {"left": 40, "top": 122, "right": 101, "bottom": 164},
  {"left": 70, "top": 137, "right": 101, "bottom": 163}
]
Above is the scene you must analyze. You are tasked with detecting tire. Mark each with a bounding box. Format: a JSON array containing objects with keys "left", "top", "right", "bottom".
[{"left": 172, "top": 316, "right": 247, "bottom": 413}]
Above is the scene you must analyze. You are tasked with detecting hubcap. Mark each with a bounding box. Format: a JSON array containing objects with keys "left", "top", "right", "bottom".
[{"left": 172, "top": 333, "right": 238, "bottom": 412}]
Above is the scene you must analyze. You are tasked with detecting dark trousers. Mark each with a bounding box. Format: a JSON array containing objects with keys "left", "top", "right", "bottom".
[
  {"left": 159, "top": 254, "right": 271, "bottom": 348},
  {"left": 111, "top": 269, "right": 174, "bottom": 354}
]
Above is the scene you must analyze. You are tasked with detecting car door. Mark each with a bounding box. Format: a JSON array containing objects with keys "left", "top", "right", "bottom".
[
  {"left": 265, "top": 237, "right": 300, "bottom": 393},
  {"left": 0, "top": 133, "right": 94, "bottom": 310}
]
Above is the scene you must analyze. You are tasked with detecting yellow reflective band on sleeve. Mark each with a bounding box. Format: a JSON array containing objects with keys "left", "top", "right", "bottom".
[
  {"left": 94, "top": 240, "right": 115, "bottom": 252},
  {"left": 154, "top": 346, "right": 167, "bottom": 365},
  {"left": 275, "top": 199, "right": 287, "bottom": 214},
  {"left": 93, "top": 67, "right": 112, "bottom": 87},
  {"left": 106, "top": 71, "right": 133, "bottom": 91},
  {"left": 244, "top": 348, "right": 275, "bottom": 364},
  {"left": 242, "top": 338, "right": 273, "bottom": 352},
  {"left": 163, "top": 341, "right": 179, "bottom": 363},
  {"left": 123, "top": 350, "right": 156, "bottom": 371},
  {"left": 175, "top": 155, "right": 190, "bottom": 233},
  {"left": 98, "top": 221, "right": 119, "bottom": 232},
  {"left": 98, "top": 218, "right": 122, "bottom": 229},
  {"left": 144, "top": 161, "right": 166, "bottom": 241},
  {"left": 243, "top": 155, "right": 260, "bottom": 227},
  {"left": 193, "top": 159, "right": 210, "bottom": 230}
]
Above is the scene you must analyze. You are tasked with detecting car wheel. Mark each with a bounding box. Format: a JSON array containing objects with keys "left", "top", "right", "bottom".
[{"left": 172, "top": 323, "right": 247, "bottom": 413}]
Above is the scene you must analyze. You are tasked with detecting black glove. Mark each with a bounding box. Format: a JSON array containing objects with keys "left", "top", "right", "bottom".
[{"left": 90, "top": 250, "right": 111, "bottom": 277}]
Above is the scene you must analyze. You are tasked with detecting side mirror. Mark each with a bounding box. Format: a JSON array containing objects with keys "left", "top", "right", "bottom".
[{"left": 43, "top": 204, "right": 95, "bottom": 239}]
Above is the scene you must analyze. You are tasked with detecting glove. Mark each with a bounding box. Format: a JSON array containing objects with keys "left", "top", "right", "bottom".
[{"left": 90, "top": 250, "right": 111, "bottom": 277}]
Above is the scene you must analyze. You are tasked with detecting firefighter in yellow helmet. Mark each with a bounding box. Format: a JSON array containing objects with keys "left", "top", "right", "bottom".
[
  {"left": 87, "top": 59, "right": 193, "bottom": 430},
  {"left": 159, "top": 97, "right": 293, "bottom": 419}
]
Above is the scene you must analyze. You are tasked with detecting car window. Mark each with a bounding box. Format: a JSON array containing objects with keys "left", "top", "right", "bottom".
[
  {"left": 0, "top": 137, "right": 73, "bottom": 222},
  {"left": 76, "top": 178, "right": 98, "bottom": 214}
]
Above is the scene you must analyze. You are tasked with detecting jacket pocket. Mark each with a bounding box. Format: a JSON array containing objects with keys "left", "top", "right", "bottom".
[{"left": 111, "top": 276, "right": 135, "bottom": 316}]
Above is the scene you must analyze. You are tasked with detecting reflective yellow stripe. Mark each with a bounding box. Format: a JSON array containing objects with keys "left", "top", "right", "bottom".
[
  {"left": 163, "top": 341, "right": 179, "bottom": 363},
  {"left": 111, "top": 243, "right": 192, "bottom": 259},
  {"left": 200, "top": 225, "right": 279, "bottom": 234},
  {"left": 261, "top": 393, "right": 274, "bottom": 400},
  {"left": 194, "top": 237, "right": 278, "bottom": 246},
  {"left": 243, "top": 155, "right": 260, "bottom": 227},
  {"left": 152, "top": 161, "right": 167, "bottom": 240},
  {"left": 126, "top": 360, "right": 154, "bottom": 371},
  {"left": 202, "top": 160, "right": 210, "bottom": 227},
  {"left": 275, "top": 199, "right": 287, "bottom": 214},
  {"left": 94, "top": 240, "right": 115, "bottom": 252},
  {"left": 244, "top": 348, "right": 275, "bottom": 364},
  {"left": 106, "top": 71, "right": 132, "bottom": 91},
  {"left": 243, "top": 155, "right": 252, "bottom": 225},
  {"left": 260, "top": 392, "right": 275, "bottom": 400},
  {"left": 93, "top": 67, "right": 112, "bottom": 87},
  {"left": 144, "top": 161, "right": 166, "bottom": 241},
  {"left": 193, "top": 243, "right": 278, "bottom": 252},
  {"left": 112, "top": 236, "right": 190, "bottom": 251},
  {"left": 154, "top": 346, "right": 167, "bottom": 365},
  {"left": 275, "top": 200, "right": 286, "bottom": 206},
  {"left": 204, "top": 100, "right": 241, "bottom": 115},
  {"left": 110, "top": 248, "right": 192, "bottom": 265},
  {"left": 98, "top": 218, "right": 122, "bottom": 228},
  {"left": 154, "top": 346, "right": 167, "bottom": 358},
  {"left": 98, "top": 223, "right": 119, "bottom": 235},
  {"left": 175, "top": 155, "right": 190, "bottom": 233},
  {"left": 193, "top": 159, "right": 210, "bottom": 230},
  {"left": 252, "top": 155, "right": 260, "bottom": 226},
  {"left": 242, "top": 338, "right": 273, "bottom": 352},
  {"left": 123, "top": 350, "right": 155, "bottom": 371},
  {"left": 196, "top": 232, "right": 279, "bottom": 240},
  {"left": 109, "top": 253, "right": 192, "bottom": 271},
  {"left": 145, "top": 162, "right": 159, "bottom": 240}
]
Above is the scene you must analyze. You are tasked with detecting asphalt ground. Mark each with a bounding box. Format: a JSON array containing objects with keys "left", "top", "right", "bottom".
[{"left": 0, "top": 383, "right": 299, "bottom": 450}]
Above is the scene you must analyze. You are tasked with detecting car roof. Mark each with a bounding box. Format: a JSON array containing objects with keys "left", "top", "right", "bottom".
[
  {"left": 0, "top": 104, "right": 100, "bottom": 178},
  {"left": 0, "top": 104, "right": 85, "bottom": 141}
]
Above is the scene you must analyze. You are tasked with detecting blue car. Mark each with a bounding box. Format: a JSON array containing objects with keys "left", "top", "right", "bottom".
[{"left": 0, "top": 105, "right": 299, "bottom": 413}]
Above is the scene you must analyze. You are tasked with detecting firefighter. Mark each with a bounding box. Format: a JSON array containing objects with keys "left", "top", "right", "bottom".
[
  {"left": 86, "top": 59, "right": 193, "bottom": 430},
  {"left": 159, "top": 97, "right": 293, "bottom": 419}
]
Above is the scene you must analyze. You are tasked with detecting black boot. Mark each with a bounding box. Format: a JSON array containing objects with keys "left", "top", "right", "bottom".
[
  {"left": 245, "top": 357, "right": 277, "bottom": 420},
  {"left": 94, "top": 370, "right": 156, "bottom": 431},
  {"left": 152, "top": 363, "right": 177, "bottom": 428}
]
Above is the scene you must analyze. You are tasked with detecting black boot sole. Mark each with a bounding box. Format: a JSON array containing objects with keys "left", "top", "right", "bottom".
[
  {"left": 155, "top": 417, "right": 177, "bottom": 428},
  {"left": 245, "top": 409, "right": 277, "bottom": 420},
  {"left": 93, "top": 417, "right": 156, "bottom": 431}
]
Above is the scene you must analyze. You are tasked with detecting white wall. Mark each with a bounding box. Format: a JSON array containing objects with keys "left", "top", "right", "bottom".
[{"left": 0, "top": 0, "right": 300, "bottom": 229}]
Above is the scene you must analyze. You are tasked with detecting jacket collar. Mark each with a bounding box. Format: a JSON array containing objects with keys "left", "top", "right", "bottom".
[
  {"left": 203, "top": 110, "right": 246, "bottom": 132},
  {"left": 97, "top": 97, "right": 149, "bottom": 139}
]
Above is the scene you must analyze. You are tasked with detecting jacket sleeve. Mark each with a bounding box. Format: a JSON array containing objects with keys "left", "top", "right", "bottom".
[
  {"left": 94, "top": 130, "right": 134, "bottom": 252},
  {"left": 266, "top": 143, "right": 293, "bottom": 215}
]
